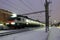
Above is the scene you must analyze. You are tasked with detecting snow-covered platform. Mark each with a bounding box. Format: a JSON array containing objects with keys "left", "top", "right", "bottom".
[
  {"left": 48, "top": 27, "right": 60, "bottom": 40},
  {"left": 0, "top": 28, "right": 32, "bottom": 36},
  {"left": 0, "top": 28, "right": 48, "bottom": 40}
]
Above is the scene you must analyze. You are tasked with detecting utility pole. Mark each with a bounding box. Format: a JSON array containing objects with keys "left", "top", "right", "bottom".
[
  {"left": 22, "top": 0, "right": 50, "bottom": 32},
  {"left": 45, "top": 0, "right": 50, "bottom": 32}
]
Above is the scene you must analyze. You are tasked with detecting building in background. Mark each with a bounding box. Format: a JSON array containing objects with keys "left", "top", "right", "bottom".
[{"left": 0, "top": 9, "right": 12, "bottom": 24}]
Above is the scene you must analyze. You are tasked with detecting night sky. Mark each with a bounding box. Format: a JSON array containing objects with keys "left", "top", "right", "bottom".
[{"left": 0, "top": 0, "right": 60, "bottom": 23}]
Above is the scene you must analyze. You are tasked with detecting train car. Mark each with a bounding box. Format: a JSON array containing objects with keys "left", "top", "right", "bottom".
[
  {"left": 6, "top": 15, "right": 45, "bottom": 29},
  {"left": 6, "top": 15, "right": 28, "bottom": 29}
]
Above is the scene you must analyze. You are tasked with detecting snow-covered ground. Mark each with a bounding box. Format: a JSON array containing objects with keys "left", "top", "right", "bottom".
[
  {"left": 48, "top": 27, "right": 60, "bottom": 40},
  {"left": 0, "top": 28, "right": 48, "bottom": 40},
  {"left": 0, "top": 31, "right": 9, "bottom": 33}
]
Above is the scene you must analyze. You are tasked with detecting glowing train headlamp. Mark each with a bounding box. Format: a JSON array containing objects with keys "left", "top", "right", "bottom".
[
  {"left": 26, "top": 19, "right": 29, "bottom": 22},
  {"left": 11, "top": 22, "right": 15, "bottom": 25},
  {"left": 6, "top": 23, "right": 9, "bottom": 25},
  {"left": 11, "top": 13, "right": 17, "bottom": 18}
]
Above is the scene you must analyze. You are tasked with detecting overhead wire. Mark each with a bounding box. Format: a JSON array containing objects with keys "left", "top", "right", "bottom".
[
  {"left": 6, "top": 0, "right": 30, "bottom": 13},
  {"left": 21, "top": 10, "right": 45, "bottom": 15},
  {"left": 19, "top": 0, "right": 45, "bottom": 15},
  {"left": 24, "top": 0, "right": 38, "bottom": 10},
  {"left": 18, "top": 0, "right": 45, "bottom": 15},
  {"left": 0, "top": 0, "right": 45, "bottom": 15},
  {"left": 0, "top": 0, "right": 24, "bottom": 13},
  {"left": 19, "top": 0, "right": 34, "bottom": 11}
]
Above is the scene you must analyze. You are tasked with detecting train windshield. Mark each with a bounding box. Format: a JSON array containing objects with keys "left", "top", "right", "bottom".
[{"left": 17, "top": 18, "right": 21, "bottom": 21}]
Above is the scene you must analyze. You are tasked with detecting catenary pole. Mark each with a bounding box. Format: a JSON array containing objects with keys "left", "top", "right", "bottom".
[{"left": 45, "top": 0, "right": 49, "bottom": 32}]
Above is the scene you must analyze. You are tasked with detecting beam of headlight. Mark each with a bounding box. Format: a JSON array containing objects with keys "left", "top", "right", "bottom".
[{"left": 11, "top": 13, "right": 17, "bottom": 17}]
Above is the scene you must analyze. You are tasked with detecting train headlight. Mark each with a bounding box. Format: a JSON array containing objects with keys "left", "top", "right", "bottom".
[
  {"left": 11, "top": 22, "right": 15, "bottom": 25},
  {"left": 6, "top": 23, "right": 9, "bottom": 25},
  {"left": 0, "top": 24, "right": 3, "bottom": 26},
  {"left": 26, "top": 19, "right": 29, "bottom": 22}
]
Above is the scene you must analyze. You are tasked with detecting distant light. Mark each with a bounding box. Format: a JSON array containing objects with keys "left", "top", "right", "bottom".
[
  {"left": 54, "top": 20, "right": 57, "bottom": 23},
  {"left": 26, "top": 23, "right": 29, "bottom": 25}
]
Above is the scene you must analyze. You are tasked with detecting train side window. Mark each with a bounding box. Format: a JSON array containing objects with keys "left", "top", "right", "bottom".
[{"left": 17, "top": 18, "right": 21, "bottom": 20}]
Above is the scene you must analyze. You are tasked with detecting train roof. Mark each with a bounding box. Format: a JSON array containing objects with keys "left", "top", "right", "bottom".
[
  {"left": 17, "top": 15, "right": 45, "bottom": 24},
  {"left": 8, "top": 15, "right": 44, "bottom": 23},
  {"left": 17, "top": 15, "right": 28, "bottom": 18}
]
